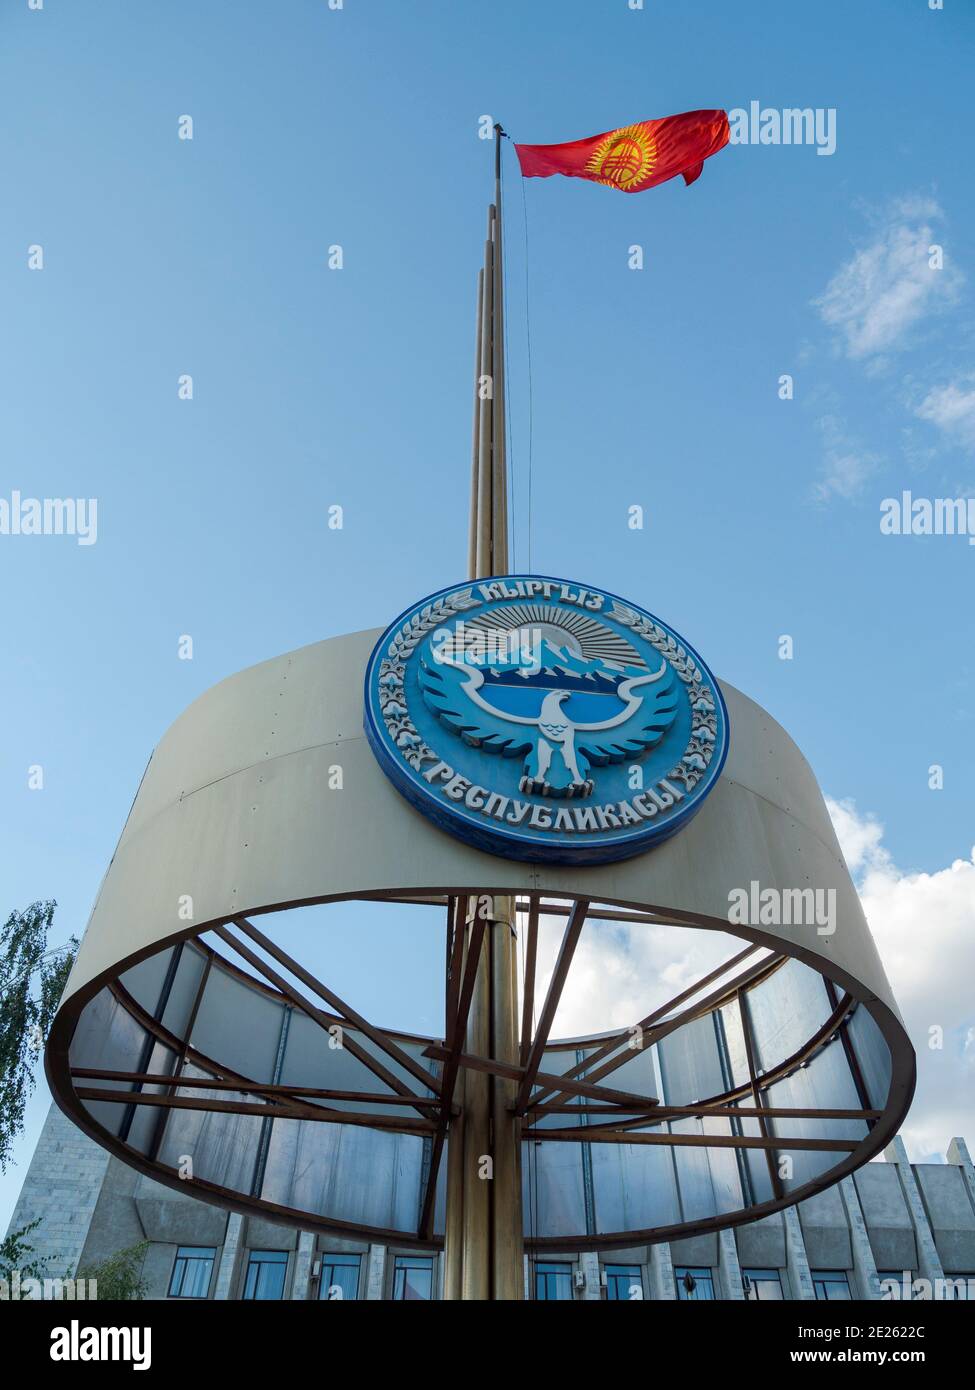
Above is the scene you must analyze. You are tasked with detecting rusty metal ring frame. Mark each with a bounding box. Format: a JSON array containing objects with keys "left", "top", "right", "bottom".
[
  {"left": 47, "top": 887, "right": 914, "bottom": 1254},
  {"left": 43, "top": 632, "right": 915, "bottom": 1255}
]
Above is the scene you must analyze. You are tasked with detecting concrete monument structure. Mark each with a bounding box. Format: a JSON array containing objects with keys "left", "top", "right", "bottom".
[{"left": 11, "top": 130, "right": 923, "bottom": 1301}]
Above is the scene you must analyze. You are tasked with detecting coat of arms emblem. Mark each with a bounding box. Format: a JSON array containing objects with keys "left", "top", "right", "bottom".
[{"left": 364, "top": 576, "right": 728, "bottom": 864}]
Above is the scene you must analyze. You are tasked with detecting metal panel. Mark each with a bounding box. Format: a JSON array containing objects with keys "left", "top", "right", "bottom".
[
  {"left": 50, "top": 632, "right": 912, "bottom": 1036},
  {"left": 260, "top": 1116, "right": 426, "bottom": 1232}
]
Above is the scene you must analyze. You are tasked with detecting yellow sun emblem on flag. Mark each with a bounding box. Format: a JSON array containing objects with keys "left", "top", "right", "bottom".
[{"left": 586, "top": 123, "right": 658, "bottom": 190}]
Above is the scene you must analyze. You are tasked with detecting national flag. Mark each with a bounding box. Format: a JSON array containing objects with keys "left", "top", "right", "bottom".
[{"left": 514, "top": 109, "right": 729, "bottom": 193}]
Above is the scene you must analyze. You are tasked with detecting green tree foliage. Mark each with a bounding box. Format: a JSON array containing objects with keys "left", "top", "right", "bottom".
[
  {"left": 0, "top": 901, "right": 78, "bottom": 1171},
  {"left": 76, "top": 1241, "right": 150, "bottom": 1300},
  {"left": 0, "top": 1218, "right": 49, "bottom": 1282}
]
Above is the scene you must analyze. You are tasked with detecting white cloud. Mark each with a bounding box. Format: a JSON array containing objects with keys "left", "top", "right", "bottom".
[
  {"left": 526, "top": 800, "right": 974, "bottom": 1167},
  {"left": 916, "top": 375, "right": 975, "bottom": 451},
  {"left": 815, "top": 196, "right": 962, "bottom": 361},
  {"left": 532, "top": 912, "right": 733, "bottom": 1040},
  {"left": 812, "top": 414, "right": 879, "bottom": 502},
  {"left": 827, "top": 796, "right": 975, "bottom": 1162},
  {"left": 827, "top": 795, "right": 889, "bottom": 874}
]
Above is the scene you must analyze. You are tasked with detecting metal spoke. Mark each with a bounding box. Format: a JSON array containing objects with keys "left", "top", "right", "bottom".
[
  {"left": 423, "top": 1043, "right": 659, "bottom": 1110},
  {"left": 419, "top": 901, "right": 488, "bottom": 1238},
  {"left": 739, "top": 986, "right": 784, "bottom": 1200},
  {"left": 535, "top": 948, "right": 782, "bottom": 1108},
  {"left": 75, "top": 1086, "right": 435, "bottom": 1134},
  {"left": 514, "top": 898, "right": 588, "bottom": 1112},
  {"left": 527, "top": 1128, "right": 859, "bottom": 1153},
  {"left": 213, "top": 925, "right": 435, "bottom": 1116},
  {"left": 519, "top": 896, "right": 539, "bottom": 1070},
  {"left": 233, "top": 917, "right": 442, "bottom": 1096}
]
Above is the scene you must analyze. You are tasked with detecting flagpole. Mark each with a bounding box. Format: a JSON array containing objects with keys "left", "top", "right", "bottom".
[
  {"left": 491, "top": 123, "right": 508, "bottom": 572},
  {"left": 445, "top": 121, "right": 525, "bottom": 1301},
  {"left": 486, "top": 122, "right": 522, "bottom": 1303}
]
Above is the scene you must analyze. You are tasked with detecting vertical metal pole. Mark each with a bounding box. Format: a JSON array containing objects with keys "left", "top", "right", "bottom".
[
  {"left": 475, "top": 212, "right": 494, "bottom": 579},
  {"left": 442, "top": 897, "right": 467, "bottom": 1302},
  {"left": 491, "top": 125, "right": 508, "bottom": 574},
  {"left": 460, "top": 897, "right": 492, "bottom": 1300},
  {"left": 468, "top": 270, "right": 484, "bottom": 582},
  {"left": 489, "top": 895, "right": 523, "bottom": 1298},
  {"left": 443, "top": 123, "right": 524, "bottom": 1299}
]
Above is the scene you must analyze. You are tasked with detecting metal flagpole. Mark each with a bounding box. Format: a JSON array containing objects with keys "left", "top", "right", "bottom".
[
  {"left": 490, "top": 123, "right": 508, "bottom": 574},
  {"left": 444, "top": 122, "right": 525, "bottom": 1301}
]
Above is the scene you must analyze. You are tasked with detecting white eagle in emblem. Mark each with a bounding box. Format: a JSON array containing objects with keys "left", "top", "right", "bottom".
[{"left": 420, "top": 643, "right": 679, "bottom": 799}]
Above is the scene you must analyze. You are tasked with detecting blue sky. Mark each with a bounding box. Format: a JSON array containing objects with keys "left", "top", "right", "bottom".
[{"left": 2, "top": 0, "right": 973, "bottom": 1227}]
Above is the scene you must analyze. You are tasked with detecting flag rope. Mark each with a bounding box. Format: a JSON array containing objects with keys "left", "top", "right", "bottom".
[
  {"left": 500, "top": 135, "right": 516, "bottom": 573},
  {"left": 520, "top": 163, "right": 535, "bottom": 573}
]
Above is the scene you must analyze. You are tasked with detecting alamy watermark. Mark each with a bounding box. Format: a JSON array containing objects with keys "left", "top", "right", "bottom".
[
  {"left": 431, "top": 622, "right": 545, "bottom": 673},
  {"left": 728, "top": 881, "right": 836, "bottom": 936},
  {"left": 0, "top": 491, "right": 97, "bottom": 545},
  {"left": 880, "top": 491, "right": 975, "bottom": 544},
  {"left": 729, "top": 102, "right": 836, "bottom": 156},
  {"left": 0, "top": 1269, "right": 96, "bottom": 1300},
  {"left": 50, "top": 1319, "right": 151, "bottom": 1370},
  {"left": 880, "top": 1271, "right": 975, "bottom": 1301}
]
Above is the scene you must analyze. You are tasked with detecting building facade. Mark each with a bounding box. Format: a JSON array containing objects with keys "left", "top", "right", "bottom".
[{"left": 7, "top": 1103, "right": 974, "bottom": 1301}]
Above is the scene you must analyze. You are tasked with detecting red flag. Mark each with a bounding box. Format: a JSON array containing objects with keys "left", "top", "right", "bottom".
[{"left": 514, "top": 110, "right": 729, "bottom": 194}]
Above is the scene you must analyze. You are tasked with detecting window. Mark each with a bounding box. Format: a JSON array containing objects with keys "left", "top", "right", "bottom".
[
  {"left": 674, "top": 1266, "right": 715, "bottom": 1300},
  {"left": 319, "top": 1252, "right": 361, "bottom": 1301},
  {"left": 535, "top": 1262, "right": 574, "bottom": 1301},
  {"left": 392, "top": 1255, "right": 434, "bottom": 1301},
  {"left": 605, "top": 1264, "right": 644, "bottom": 1300},
  {"left": 812, "top": 1269, "right": 852, "bottom": 1301},
  {"left": 743, "top": 1268, "right": 783, "bottom": 1300},
  {"left": 168, "top": 1246, "right": 215, "bottom": 1299},
  {"left": 243, "top": 1249, "right": 289, "bottom": 1300}
]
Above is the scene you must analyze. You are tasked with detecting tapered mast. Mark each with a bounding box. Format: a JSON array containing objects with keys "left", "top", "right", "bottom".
[
  {"left": 468, "top": 125, "right": 509, "bottom": 579},
  {"left": 446, "top": 123, "right": 524, "bottom": 1301}
]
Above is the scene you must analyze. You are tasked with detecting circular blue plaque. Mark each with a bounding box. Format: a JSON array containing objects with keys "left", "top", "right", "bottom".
[{"left": 364, "top": 576, "right": 729, "bottom": 865}]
